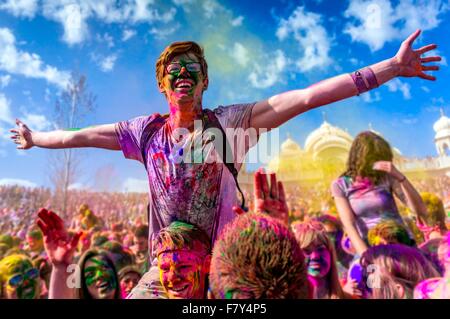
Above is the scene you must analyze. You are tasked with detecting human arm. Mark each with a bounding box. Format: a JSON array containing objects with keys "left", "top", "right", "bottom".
[
  {"left": 37, "top": 208, "right": 82, "bottom": 299},
  {"left": 372, "top": 161, "right": 427, "bottom": 219},
  {"left": 334, "top": 196, "right": 369, "bottom": 256},
  {"left": 10, "top": 119, "right": 120, "bottom": 150},
  {"left": 250, "top": 29, "right": 441, "bottom": 131}
]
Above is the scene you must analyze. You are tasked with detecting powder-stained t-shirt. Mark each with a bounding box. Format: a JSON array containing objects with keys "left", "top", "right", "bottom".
[
  {"left": 115, "top": 103, "right": 257, "bottom": 257},
  {"left": 331, "top": 175, "right": 411, "bottom": 242}
]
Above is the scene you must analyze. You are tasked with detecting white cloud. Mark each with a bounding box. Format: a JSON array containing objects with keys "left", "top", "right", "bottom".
[
  {"left": 386, "top": 78, "right": 411, "bottom": 99},
  {"left": 40, "top": 0, "right": 177, "bottom": 46},
  {"left": 99, "top": 54, "right": 118, "bottom": 72},
  {"left": 421, "top": 86, "right": 430, "bottom": 93},
  {"left": 0, "top": 0, "right": 38, "bottom": 18},
  {"left": 91, "top": 53, "right": 118, "bottom": 72},
  {"left": 22, "top": 113, "right": 51, "bottom": 130},
  {"left": 402, "top": 117, "right": 419, "bottom": 124},
  {"left": 42, "top": 1, "right": 90, "bottom": 46},
  {"left": 229, "top": 42, "right": 249, "bottom": 67},
  {"left": 344, "top": 0, "right": 449, "bottom": 51},
  {"left": 231, "top": 15, "right": 244, "bottom": 27},
  {"left": 123, "top": 178, "right": 148, "bottom": 193},
  {"left": 276, "top": 6, "right": 332, "bottom": 72},
  {"left": 122, "top": 29, "right": 137, "bottom": 41},
  {"left": 149, "top": 24, "right": 180, "bottom": 39},
  {"left": 361, "top": 91, "right": 382, "bottom": 103},
  {"left": 248, "top": 50, "right": 287, "bottom": 89},
  {"left": 0, "top": 74, "right": 11, "bottom": 88},
  {"left": 203, "top": 0, "right": 219, "bottom": 19},
  {"left": 0, "top": 28, "right": 70, "bottom": 88},
  {"left": 0, "top": 178, "right": 37, "bottom": 187},
  {"left": 0, "top": 93, "right": 14, "bottom": 124}
]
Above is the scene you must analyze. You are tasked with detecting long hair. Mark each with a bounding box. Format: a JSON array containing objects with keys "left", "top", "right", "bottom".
[
  {"left": 360, "top": 244, "right": 440, "bottom": 299},
  {"left": 342, "top": 131, "right": 393, "bottom": 185},
  {"left": 77, "top": 249, "right": 120, "bottom": 299},
  {"left": 291, "top": 220, "right": 346, "bottom": 299}
]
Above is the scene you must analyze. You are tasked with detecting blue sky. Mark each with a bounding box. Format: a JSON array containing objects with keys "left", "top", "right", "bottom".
[{"left": 0, "top": 0, "right": 449, "bottom": 192}]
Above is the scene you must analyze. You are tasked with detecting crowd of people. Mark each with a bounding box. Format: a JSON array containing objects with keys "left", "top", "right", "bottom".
[
  {"left": 3, "top": 32, "right": 447, "bottom": 299},
  {"left": 1, "top": 158, "right": 449, "bottom": 299}
]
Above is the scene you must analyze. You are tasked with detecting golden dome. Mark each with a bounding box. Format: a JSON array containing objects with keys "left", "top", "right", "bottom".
[{"left": 304, "top": 121, "right": 353, "bottom": 159}]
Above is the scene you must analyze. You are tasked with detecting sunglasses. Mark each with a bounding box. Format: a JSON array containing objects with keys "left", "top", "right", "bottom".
[{"left": 7, "top": 268, "right": 39, "bottom": 287}]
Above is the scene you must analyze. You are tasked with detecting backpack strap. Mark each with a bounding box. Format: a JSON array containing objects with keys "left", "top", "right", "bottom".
[
  {"left": 202, "top": 109, "right": 247, "bottom": 211},
  {"left": 139, "top": 113, "right": 169, "bottom": 170}
]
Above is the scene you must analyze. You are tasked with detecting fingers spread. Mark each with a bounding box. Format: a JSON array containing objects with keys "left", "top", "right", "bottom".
[
  {"left": 418, "top": 72, "right": 436, "bottom": 81},
  {"left": 421, "top": 56, "right": 441, "bottom": 63},
  {"left": 254, "top": 170, "right": 263, "bottom": 200},
  {"left": 416, "top": 44, "right": 437, "bottom": 54},
  {"left": 404, "top": 29, "right": 421, "bottom": 46},
  {"left": 421, "top": 65, "right": 439, "bottom": 71},
  {"left": 278, "top": 181, "right": 286, "bottom": 203},
  {"left": 270, "top": 173, "right": 278, "bottom": 199}
]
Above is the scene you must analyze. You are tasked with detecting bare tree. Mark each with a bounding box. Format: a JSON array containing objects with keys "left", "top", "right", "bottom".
[{"left": 49, "top": 71, "right": 96, "bottom": 215}]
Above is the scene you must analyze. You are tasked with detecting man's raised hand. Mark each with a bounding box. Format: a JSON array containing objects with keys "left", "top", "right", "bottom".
[
  {"left": 394, "top": 29, "right": 441, "bottom": 81},
  {"left": 10, "top": 119, "right": 34, "bottom": 150}
]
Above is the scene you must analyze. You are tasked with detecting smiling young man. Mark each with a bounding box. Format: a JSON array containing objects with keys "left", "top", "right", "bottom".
[
  {"left": 128, "top": 221, "right": 211, "bottom": 299},
  {"left": 10, "top": 32, "right": 441, "bottom": 298}
]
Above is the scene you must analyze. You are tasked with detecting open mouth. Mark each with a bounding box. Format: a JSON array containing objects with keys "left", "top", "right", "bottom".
[
  {"left": 96, "top": 280, "right": 110, "bottom": 291},
  {"left": 169, "top": 284, "right": 189, "bottom": 295},
  {"left": 175, "top": 80, "right": 194, "bottom": 89}
]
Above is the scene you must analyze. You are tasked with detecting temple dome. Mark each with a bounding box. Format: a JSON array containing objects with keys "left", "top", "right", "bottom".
[
  {"left": 434, "top": 109, "right": 450, "bottom": 140},
  {"left": 304, "top": 121, "right": 353, "bottom": 160}
]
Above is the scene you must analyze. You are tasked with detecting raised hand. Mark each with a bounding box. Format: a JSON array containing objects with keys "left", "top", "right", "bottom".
[
  {"left": 253, "top": 168, "right": 289, "bottom": 225},
  {"left": 37, "top": 208, "right": 82, "bottom": 267},
  {"left": 372, "top": 161, "right": 404, "bottom": 181},
  {"left": 10, "top": 119, "right": 34, "bottom": 150},
  {"left": 394, "top": 29, "right": 441, "bottom": 81}
]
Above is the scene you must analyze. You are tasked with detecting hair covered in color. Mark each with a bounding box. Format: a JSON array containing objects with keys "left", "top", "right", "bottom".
[
  {"left": 152, "top": 221, "right": 211, "bottom": 258},
  {"left": 367, "top": 220, "right": 414, "bottom": 246},
  {"left": 291, "top": 220, "right": 346, "bottom": 299},
  {"left": 360, "top": 244, "right": 440, "bottom": 299},
  {"left": 210, "top": 212, "right": 309, "bottom": 299}
]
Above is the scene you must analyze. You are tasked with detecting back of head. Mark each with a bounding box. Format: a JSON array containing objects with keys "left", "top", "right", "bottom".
[
  {"left": 361, "top": 244, "right": 440, "bottom": 299},
  {"left": 210, "top": 212, "right": 308, "bottom": 299},
  {"left": 420, "top": 192, "right": 447, "bottom": 232},
  {"left": 134, "top": 224, "right": 149, "bottom": 239},
  {"left": 344, "top": 131, "right": 393, "bottom": 184},
  {"left": 368, "top": 220, "right": 414, "bottom": 246}
]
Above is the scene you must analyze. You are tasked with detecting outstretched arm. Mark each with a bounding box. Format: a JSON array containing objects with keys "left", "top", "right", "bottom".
[
  {"left": 37, "top": 208, "right": 82, "bottom": 299},
  {"left": 373, "top": 161, "right": 427, "bottom": 219},
  {"left": 250, "top": 29, "right": 441, "bottom": 131},
  {"left": 10, "top": 119, "right": 120, "bottom": 150}
]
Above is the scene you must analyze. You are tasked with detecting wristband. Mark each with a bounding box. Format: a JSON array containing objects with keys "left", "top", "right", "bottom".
[
  {"left": 350, "top": 70, "right": 368, "bottom": 95},
  {"left": 360, "top": 67, "right": 379, "bottom": 89}
]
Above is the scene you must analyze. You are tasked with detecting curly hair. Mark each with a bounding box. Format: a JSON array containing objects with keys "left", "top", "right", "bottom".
[
  {"left": 291, "top": 220, "right": 346, "bottom": 299},
  {"left": 155, "top": 41, "right": 208, "bottom": 93},
  {"left": 210, "top": 212, "right": 309, "bottom": 299},
  {"left": 367, "top": 220, "right": 414, "bottom": 246},
  {"left": 342, "top": 131, "right": 393, "bottom": 185}
]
